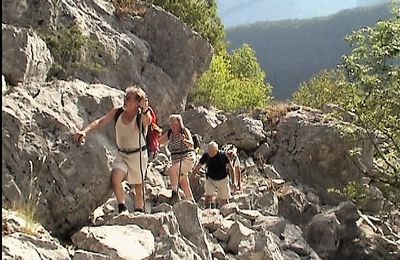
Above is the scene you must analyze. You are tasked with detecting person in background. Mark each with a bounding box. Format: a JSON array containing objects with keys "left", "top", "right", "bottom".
[
  {"left": 160, "top": 114, "right": 196, "bottom": 203},
  {"left": 193, "top": 141, "right": 234, "bottom": 208},
  {"left": 225, "top": 144, "right": 242, "bottom": 192}
]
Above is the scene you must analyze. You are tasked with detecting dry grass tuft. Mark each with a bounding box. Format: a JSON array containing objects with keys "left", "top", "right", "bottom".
[
  {"left": 112, "top": 0, "right": 147, "bottom": 17},
  {"left": 263, "top": 102, "right": 295, "bottom": 129}
]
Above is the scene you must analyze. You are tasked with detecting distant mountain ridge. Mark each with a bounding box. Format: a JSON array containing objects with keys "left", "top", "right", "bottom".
[
  {"left": 226, "top": 4, "right": 391, "bottom": 100},
  {"left": 217, "top": 0, "right": 389, "bottom": 28}
]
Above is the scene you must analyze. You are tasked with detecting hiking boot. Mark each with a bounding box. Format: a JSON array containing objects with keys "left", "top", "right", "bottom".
[
  {"left": 133, "top": 208, "right": 145, "bottom": 214},
  {"left": 118, "top": 203, "right": 128, "bottom": 213},
  {"left": 169, "top": 190, "right": 180, "bottom": 205}
]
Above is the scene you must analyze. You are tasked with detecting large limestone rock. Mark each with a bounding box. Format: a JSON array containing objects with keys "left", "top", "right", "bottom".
[
  {"left": 2, "top": 0, "right": 213, "bottom": 120},
  {"left": 182, "top": 106, "right": 225, "bottom": 137},
  {"left": 207, "top": 113, "right": 266, "bottom": 151},
  {"left": 173, "top": 201, "right": 212, "bottom": 260},
  {"left": 1, "top": 0, "right": 56, "bottom": 28},
  {"left": 2, "top": 23, "right": 53, "bottom": 86},
  {"left": 281, "top": 224, "right": 320, "bottom": 259},
  {"left": 304, "top": 213, "right": 341, "bottom": 260},
  {"left": 304, "top": 201, "right": 361, "bottom": 260},
  {"left": 71, "top": 224, "right": 155, "bottom": 260},
  {"left": 108, "top": 211, "right": 180, "bottom": 237},
  {"left": 278, "top": 185, "right": 319, "bottom": 226},
  {"left": 252, "top": 230, "right": 285, "bottom": 260},
  {"left": 2, "top": 80, "right": 123, "bottom": 237},
  {"left": 253, "top": 216, "right": 287, "bottom": 237},
  {"left": 228, "top": 221, "right": 255, "bottom": 255},
  {"left": 272, "top": 108, "right": 369, "bottom": 205},
  {"left": 153, "top": 235, "right": 203, "bottom": 260}
]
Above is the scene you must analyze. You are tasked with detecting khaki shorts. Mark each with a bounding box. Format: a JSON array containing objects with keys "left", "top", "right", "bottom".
[
  {"left": 204, "top": 176, "right": 230, "bottom": 200},
  {"left": 112, "top": 151, "right": 148, "bottom": 184},
  {"left": 168, "top": 153, "right": 195, "bottom": 176}
]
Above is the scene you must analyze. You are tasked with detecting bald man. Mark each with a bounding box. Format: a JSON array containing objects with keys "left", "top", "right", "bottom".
[{"left": 193, "top": 141, "right": 234, "bottom": 208}]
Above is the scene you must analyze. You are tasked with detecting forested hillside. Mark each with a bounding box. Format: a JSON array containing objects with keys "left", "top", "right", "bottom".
[{"left": 227, "top": 4, "right": 391, "bottom": 100}]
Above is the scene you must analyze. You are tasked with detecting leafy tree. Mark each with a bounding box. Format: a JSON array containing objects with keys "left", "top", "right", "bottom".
[
  {"left": 189, "top": 45, "right": 272, "bottom": 111},
  {"left": 230, "top": 44, "right": 265, "bottom": 84},
  {"left": 293, "top": 69, "right": 361, "bottom": 109},
  {"left": 293, "top": 3, "right": 400, "bottom": 206},
  {"left": 341, "top": 3, "right": 400, "bottom": 203}
]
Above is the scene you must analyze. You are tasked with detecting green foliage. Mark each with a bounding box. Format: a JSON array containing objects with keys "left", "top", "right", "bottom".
[
  {"left": 39, "top": 25, "right": 106, "bottom": 79},
  {"left": 230, "top": 44, "right": 266, "bottom": 83},
  {"left": 189, "top": 46, "right": 272, "bottom": 111},
  {"left": 293, "top": 69, "right": 362, "bottom": 109},
  {"left": 342, "top": 2, "right": 400, "bottom": 198},
  {"left": 293, "top": 3, "right": 400, "bottom": 206}
]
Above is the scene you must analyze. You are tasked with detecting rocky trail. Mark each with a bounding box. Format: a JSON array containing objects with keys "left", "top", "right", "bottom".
[{"left": 2, "top": 0, "right": 399, "bottom": 259}]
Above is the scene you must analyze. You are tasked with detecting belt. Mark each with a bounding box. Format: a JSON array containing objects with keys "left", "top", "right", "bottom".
[
  {"left": 170, "top": 149, "right": 195, "bottom": 156},
  {"left": 118, "top": 145, "right": 147, "bottom": 155}
]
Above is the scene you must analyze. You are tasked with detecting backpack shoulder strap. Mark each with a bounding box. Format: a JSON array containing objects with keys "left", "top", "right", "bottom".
[
  {"left": 136, "top": 110, "right": 142, "bottom": 129},
  {"left": 114, "top": 107, "right": 124, "bottom": 125}
]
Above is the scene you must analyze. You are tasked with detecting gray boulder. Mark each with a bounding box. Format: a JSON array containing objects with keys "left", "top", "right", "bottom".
[
  {"left": 153, "top": 235, "right": 202, "bottom": 260},
  {"left": 253, "top": 216, "right": 287, "bottom": 237},
  {"left": 228, "top": 221, "right": 255, "bottom": 255},
  {"left": 2, "top": 80, "right": 122, "bottom": 237},
  {"left": 2, "top": 0, "right": 56, "bottom": 28},
  {"left": 281, "top": 224, "right": 321, "bottom": 259},
  {"left": 108, "top": 211, "right": 180, "bottom": 237},
  {"left": 182, "top": 106, "right": 225, "bottom": 137},
  {"left": 272, "top": 108, "right": 369, "bottom": 205},
  {"left": 278, "top": 185, "right": 319, "bottom": 226},
  {"left": 251, "top": 230, "right": 285, "bottom": 260},
  {"left": 200, "top": 208, "right": 223, "bottom": 233},
  {"left": 2, "top": 23, "right": 53, "bottom": 86},
  {"left": 207, "top": 114, "right": 266, "bottom": 151},
  {"left": 304, "top": 201, "right": 361, "bottom": 259},
  {"left": 254, "top": 190, "right": 279, "bottom": 216},
  {"left": 72, "top": 225, "right": 155, "bottom": 260},
  {"left": 254, "top": 143, "right": 274, "bottom": 162},
  {"left": 173, "top": 201, "right": 212, "bottom": 260},
  {"left": 304, "top": 213, "right": 341, "bottom": 260}
]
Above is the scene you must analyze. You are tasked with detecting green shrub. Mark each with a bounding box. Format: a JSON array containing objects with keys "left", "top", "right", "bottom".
[
  {"left": 189, "top": 46, "right": 272, "bottom": 111},
  {"left": 39, "top": 25, "right": 106, "bottom": 79}
]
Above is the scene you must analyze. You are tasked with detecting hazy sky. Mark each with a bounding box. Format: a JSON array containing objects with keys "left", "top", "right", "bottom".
[{"left": 217, "top": 0, "right": 388, "bottom": 27}]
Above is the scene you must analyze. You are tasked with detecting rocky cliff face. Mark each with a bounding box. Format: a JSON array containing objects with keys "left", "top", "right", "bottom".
[
  {"left": 2, "top": 0, "right": 212, "bottom": 237},
  {"left": 2, "top": 0, "right": 399, "bottom": 259},
  {"left": 2, "top": 0, "right": 213, "bottom": 120}
]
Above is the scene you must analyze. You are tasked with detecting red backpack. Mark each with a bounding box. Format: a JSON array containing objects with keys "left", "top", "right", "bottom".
[{"left": 146, "top": 108, "right": 162, "bottom": 157}]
